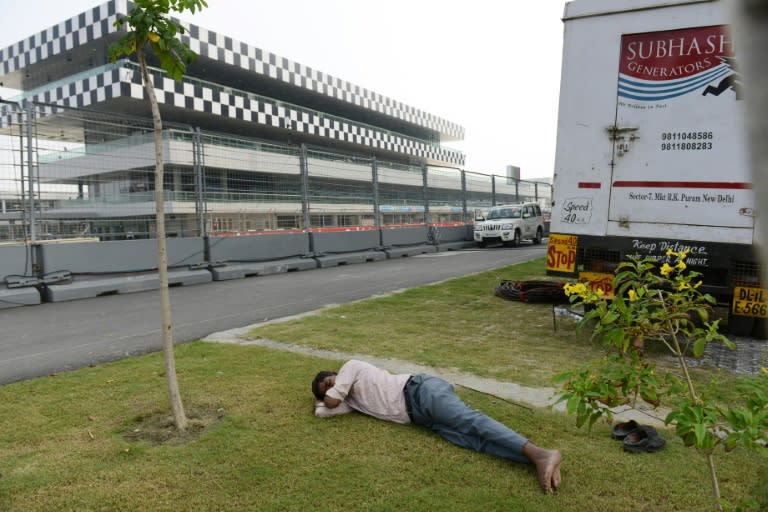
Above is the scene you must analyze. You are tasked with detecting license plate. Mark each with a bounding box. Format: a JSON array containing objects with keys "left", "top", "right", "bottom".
[{"left": 732, "top": 286, "right": 768, "bottom": 318}]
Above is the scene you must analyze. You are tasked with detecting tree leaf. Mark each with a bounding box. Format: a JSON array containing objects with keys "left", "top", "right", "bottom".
[
  {"left": 694, "top": 423, "right": 707, "bottom": 447},
  {"left": 693, "top": 338, "right": 706, "bottom": 358},
  {"left": 567, "top": 395, "right": 581, "bottom": 415}
]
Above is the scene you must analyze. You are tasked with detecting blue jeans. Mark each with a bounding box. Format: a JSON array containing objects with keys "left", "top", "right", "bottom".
[{"left": 404, "top": 374, "right": 530, "bottom": 464}]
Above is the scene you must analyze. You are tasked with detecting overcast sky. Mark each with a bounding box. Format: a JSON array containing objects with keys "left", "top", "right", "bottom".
[{"left": 0, "top": 0, "right": 566, "bottom": 179}]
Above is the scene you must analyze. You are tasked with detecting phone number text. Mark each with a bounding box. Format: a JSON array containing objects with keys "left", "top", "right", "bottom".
[
  {"left": 661, "top": 131, "right": 713, "bottom": 140},
  {"left": 661, "top": 142, "right": 713, "bottom": 151}
]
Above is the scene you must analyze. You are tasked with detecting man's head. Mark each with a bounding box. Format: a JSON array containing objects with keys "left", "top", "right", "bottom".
[{"left": 312, "top": 371, "right": 337, "bottom": 400}]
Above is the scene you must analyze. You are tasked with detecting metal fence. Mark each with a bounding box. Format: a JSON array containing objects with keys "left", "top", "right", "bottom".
[{"left": 0, "top": 101, "right": 552, "bottom": 242}]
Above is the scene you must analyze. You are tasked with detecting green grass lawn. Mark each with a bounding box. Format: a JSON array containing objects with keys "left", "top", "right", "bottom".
[
  {"left": 1, "top": 257, "right": 766, "bottom": 511},
  {"left": 245, "top": 258, "right": 605, "bottom": 388}
]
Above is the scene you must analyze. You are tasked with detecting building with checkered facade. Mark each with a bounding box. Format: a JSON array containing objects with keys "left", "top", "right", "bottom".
[{"left": 0, "top": 0, "right": 463, "bottom": 163}]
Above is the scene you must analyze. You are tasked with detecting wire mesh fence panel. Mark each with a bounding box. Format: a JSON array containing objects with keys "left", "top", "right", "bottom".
[
  {"left": 492, "top": 177, "right": 552, "bottom": 207},
  {"left": 0, "top": 101, "right": 197, "bottom": 241},
  {"left": 495, "top": 177, "right": 521, "bottom": 205},
  {"left": 537, "top": 182, "right": 553, "bottom": 206},
  {"left": 306, "top": 149, "right": 375, "bottom": 229},
  {"left": 517, "top": 179, "right": 537, "bottom": 203},
  {"left": 464, "top": 171, "right": 493, "bottom": 212},
  {"left": 426, "top": 166, "right": 464, "bottom": 223},
  {"left": 377, "top": 161, "right": 425, "bottom": 226},
  {"left": 0, "top": 101, "right": 553, "bottom": 242},
  {"left": 519, "top": 180, "right": 552, "bottom": 204},
  {"left": 200, "top": 133, "right": 302, "bottom": 234},
  {"left": 0, "top": 104, "right": 29, "bottom": 241}
]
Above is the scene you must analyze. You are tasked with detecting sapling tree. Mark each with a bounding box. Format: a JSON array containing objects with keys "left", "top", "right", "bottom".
[
  {"left": 108, "top": 0, "right": 208, "bottom": 431},
  {"left": 554, "top": 250, "right": 768, "bottom": 511}
]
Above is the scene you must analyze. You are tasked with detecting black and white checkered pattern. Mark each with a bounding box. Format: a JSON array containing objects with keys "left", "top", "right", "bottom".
[
  {"left": 16, "top": 63, "right": 464, "bottom": 165},
  {"left": 0, "top": 1, "right": 120, "bottom": 75},
  {"left": 180, "top": 24, "right": 464, "bottom": 142},
  {"left": 0, "top": 0, "right": 465, "bottom": 149}
]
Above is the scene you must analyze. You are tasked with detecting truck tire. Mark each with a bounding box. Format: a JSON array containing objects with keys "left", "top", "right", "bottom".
[
  {"left": 478, "top": 240, "right": 487, "bottom": 248},
  {"left": 533, "top": 227, "right": 543, "bottom": 245},
  {"left": 511, "top": 230, "right": 521, "bottom": 247}
]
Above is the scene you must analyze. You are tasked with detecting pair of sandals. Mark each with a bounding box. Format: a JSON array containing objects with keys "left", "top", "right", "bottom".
[{"left": 611, "top": 419, "right": 666, "bottom": 453}]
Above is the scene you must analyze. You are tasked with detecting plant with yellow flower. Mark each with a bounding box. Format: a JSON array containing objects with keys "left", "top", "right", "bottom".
[{"left": 554, "top": 250, "right": 767, "bottom": 511}]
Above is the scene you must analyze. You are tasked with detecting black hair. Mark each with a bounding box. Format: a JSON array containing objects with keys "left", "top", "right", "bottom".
[{"left": 312, "top": 371, "right": 336, "bottom": 400}]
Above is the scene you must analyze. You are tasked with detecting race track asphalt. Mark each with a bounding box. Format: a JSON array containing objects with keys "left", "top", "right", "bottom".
[{"left": 0, "top": 244, "right": 546, "bottom": 385}]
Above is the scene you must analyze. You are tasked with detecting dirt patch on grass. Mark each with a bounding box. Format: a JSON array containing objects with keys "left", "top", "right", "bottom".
[{"left": 121, "top": 404, "right": 226, "bottom": 445}]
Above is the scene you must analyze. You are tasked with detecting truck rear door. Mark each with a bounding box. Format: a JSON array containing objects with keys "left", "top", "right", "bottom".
[{"left": 608, "top": 25, "right": 753, "bottom": 233}]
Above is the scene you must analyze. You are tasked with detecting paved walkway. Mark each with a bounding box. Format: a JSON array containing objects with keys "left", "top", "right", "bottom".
[{"left": 202, "top": 314, "right": 671, "bottom": 428}]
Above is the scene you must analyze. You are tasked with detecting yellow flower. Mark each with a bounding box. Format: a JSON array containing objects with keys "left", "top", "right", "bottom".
[
  {"left": 660, "top": 263, "right": 674, "bottom": 277},
  {"left": 666, "top": 248, "right": 689, "bottom": 261},
  {"left": 694, "top": 280, "right": 702, "bottom": 289},
  {"left": 678, "top": 282, "right": 691, "bottom": 291},
  {"left": 565, "top": 282, "right": 589, "bottom": 298},
  {"left": 596, "top": 288, "right": 605, "bottom": 297},
  {"left": 676, "top": 260, "right": 687, "bottom": 271},
  {"left": 628, "top": 289, "right": 638, "bottom": 301},
  {"left": 760, "top": 367, "right": 768, "bottom": 376}
]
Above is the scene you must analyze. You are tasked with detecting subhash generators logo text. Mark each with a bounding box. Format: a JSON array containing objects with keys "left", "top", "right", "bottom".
[{"left": 618, "top": 25, "right": 741, "bottom": 101}]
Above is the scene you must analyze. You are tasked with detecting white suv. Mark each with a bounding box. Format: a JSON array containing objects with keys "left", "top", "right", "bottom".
[{"left": 473, "top": 203, "right": 545, "bottom": 247}]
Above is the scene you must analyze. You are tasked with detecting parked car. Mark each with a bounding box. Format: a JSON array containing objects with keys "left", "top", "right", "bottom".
[{"left": 473, "top": 203, "right": 545, "bottom": 247}]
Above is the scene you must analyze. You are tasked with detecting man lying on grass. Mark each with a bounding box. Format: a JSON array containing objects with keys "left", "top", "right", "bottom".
[{"left": 311, "top": 359, "right": 562, "bottom": 494}]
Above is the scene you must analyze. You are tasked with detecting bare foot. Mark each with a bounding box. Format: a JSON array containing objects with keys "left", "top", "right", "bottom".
[{"left": 522, "top": 442, "right": 562, "bottom": 494}]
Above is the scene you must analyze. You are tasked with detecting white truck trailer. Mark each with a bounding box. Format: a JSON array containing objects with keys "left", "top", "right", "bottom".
[{"left": 546, "top": 0, "right": 763, "bottom": 335}]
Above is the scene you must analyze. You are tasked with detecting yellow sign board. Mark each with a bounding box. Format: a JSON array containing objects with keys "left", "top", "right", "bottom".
[
  {"left": 732, "top": 286, "right": 768, "bottom": 318},
  {"left": 546, "top": 234, "right": 578, "bottom": 273},
  {"left": 579, "top": 271, "right": 615, "bottom": 299}
]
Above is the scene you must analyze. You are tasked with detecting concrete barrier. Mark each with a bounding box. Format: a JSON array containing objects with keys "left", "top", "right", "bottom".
[
  {"left": 40, "top": 238, "right": 211, "bottom": 302},
  {"left": 310, "top": 230, "right": 386, "bottom": 267},
  {"left": 0, "top": 243, "right": 35, "bottom": 279},
  {"left": 208, "top": 232, "right": 316, "bottom": 280},
  {"left": 0, "top": 286, "right": 41, "bottom": 309},
  {"left": 433, "top": 225, "right": 475, "bottom": 251},
  {"left": 4, "top": 226, "right": 478, "bottom": 307},
  {"left": 381, "top": 226, "right": 436, "bottom": 258},
  {"left": 0, "top": 244, "right": 41, "bottom": 309}
]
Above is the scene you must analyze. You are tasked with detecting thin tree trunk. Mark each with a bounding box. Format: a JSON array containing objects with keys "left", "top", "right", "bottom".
[
  {"left": 669, "top": 327, "right": 721, "bottom": 510},
  {"left": 706, "top": 452, "right": 723, "bottom": 511},
  {"left": 139, "top": 51, "right": 187, "bottom": 431}
]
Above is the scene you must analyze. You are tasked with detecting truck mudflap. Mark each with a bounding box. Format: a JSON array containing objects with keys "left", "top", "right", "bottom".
[{"left": 545, "top": 233, "right": 768, "bottom": 330}]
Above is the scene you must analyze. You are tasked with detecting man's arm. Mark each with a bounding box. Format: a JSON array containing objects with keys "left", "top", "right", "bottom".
[
  {"left": 314, "top": 399, "right": 353, "bottom": 418},
  {"left": 324, "top": 395, "right": 341, "bottom": 408},
  {"left": 314, "top": 359, "right": 365, "bottom": 417}
]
